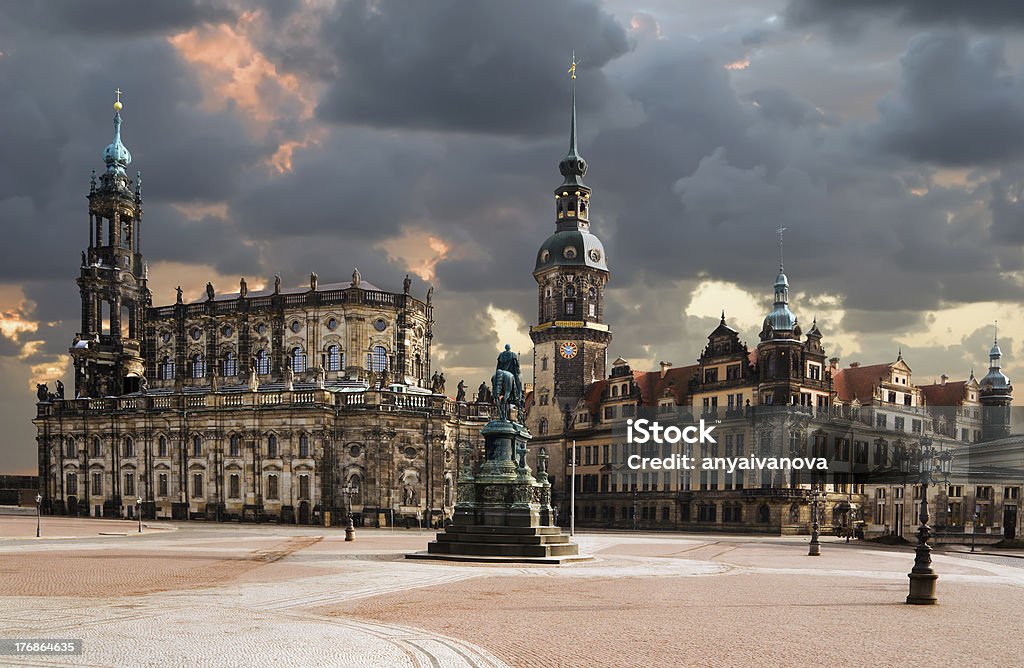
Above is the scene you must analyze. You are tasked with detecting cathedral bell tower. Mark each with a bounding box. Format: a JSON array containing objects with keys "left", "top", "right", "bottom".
[
  {"left": 71, "top": 91, "right": 150, "bottom": 398},
  {"left": 529, "top": 61, "right": 611, "bottom": 437}
]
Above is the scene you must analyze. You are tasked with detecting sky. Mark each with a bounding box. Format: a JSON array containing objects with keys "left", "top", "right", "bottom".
[{"left": 1, "top": 0, "right": 1023, "bottom": 474}]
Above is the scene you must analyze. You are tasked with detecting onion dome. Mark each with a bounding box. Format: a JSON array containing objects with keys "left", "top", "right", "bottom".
[{"left": 102, "top": 95, "right": 132, "bottom": 175}]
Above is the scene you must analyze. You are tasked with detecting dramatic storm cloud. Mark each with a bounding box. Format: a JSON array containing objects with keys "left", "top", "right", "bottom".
[{"left": 1, "top": 0, "right": 1023, "bottom": 473}]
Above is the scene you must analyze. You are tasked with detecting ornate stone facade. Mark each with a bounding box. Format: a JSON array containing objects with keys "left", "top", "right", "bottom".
[{"left": 33, "top": 98, "right": 491, "bottom": 526}]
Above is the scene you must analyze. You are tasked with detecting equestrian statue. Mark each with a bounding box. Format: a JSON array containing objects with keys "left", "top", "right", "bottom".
[{"left": 491, "top": 344, "right": 524, "bottom": 423}]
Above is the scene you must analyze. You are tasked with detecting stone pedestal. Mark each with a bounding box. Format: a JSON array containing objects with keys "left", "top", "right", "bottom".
[{"left": 408, "top": 419, "right": 589, "bottom": 564}]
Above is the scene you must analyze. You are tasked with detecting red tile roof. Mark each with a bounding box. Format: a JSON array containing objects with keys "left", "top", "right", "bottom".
[
  {"left": 919, "top": 381, "right": 967, "bottom": 408},
  {"left": 833, "top": 362, "right": 893, "bottom": 403},
  {"left": 580, "top": 364, "right": 699, "bottom": 416}
]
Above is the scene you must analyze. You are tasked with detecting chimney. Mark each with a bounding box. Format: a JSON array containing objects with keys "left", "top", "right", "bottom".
[
  {"left": 941, "top": 374, "right": 948, "bottom": 385},
  {"left": 849, "top": 362, "right": 860, "bottom": 368},
  {"left": 829, "top": 357, "right": 839, "bottom": 371},
  {"left": 660, "top": 361, "right": 672, "bottom": 378}
]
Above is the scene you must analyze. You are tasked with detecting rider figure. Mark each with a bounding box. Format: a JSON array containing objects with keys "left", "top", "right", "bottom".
[{"left": 496, "top": 344, "right": 523, "bottom": 404}]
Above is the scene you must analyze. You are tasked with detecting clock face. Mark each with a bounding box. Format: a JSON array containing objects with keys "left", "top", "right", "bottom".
[{"left": 559, "top": 342, "right": 579, "bottom": 359}]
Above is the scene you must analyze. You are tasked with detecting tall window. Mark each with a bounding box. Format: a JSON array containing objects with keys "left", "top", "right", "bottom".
[
  {"left": 92, "top": 436, "right": 102, "bottom": 457},
  {"left": 267, "top": 474, "right": 279, "bottom": 500},
  {"left": 192, "top": 473, "right": 203, "bottom": 498},
  {"left": 368, "top": 346, "right": 388, "bottom": 373},
  {"left": 222, "top": 352, "right": 237, "bottom": 377},
  {"left": 326, "top": 345, "right": 341, "bottom": 372},
  {"left": 65, "top": 437, "right": 76, "bottom": 458},
  {"left": 192, "top": 353, "right": 206, "bottom": 378},
  {"left": 158, "top": 473, "right": 168, "bottom": 497},
  {"left": 299, "top": 434, "right": 310, "bottom": 458},
  {"left": 350, "top": 475, "right": 362, "bottom": 505},
  {"left": 158, "top": 435, "right": 168, "bottom": 457},
  {"left": 124, "top": 472, "right": 135, "bottom": 497},
  {"left": 229, "top": 434, "right": 240, "bottom": 457},
  {"left": 291, "top": 347, "right": 306, "bottom": 373},
  {"left": 66, "top": 472, "right": 78, "bottom": 495},
  {"left": 123, "top": 437, "right": 134, "bottom": 458},
  {"left": 267, "top": 434, "right": 278, "bottom": 458},
  {"left": 92, "top": 472, "right": 103, "bottom": 495},
  {"left": 229, "top": 474, "right": 240, "bottom": 499},
  {"left": 160, "top": 357, "right": 175, "bottom": 380},
  {"left": 298, "top": 474, "right": 310, "bottom": 500},
  {"left": 255, "top": 349, "right": 270, "bottom": 375},
  {"left": 192, "top": 435, "right": 202, "bottom": 457}
]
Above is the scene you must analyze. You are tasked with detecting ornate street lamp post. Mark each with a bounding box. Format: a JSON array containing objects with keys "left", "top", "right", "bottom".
[
  {"left": 808, "top": 486, "right": 824, "bottom": 556},
  {"left": 906, "top": 439, "right": 952, "bottom": 605},
  {"left": 341, "top": 486, "right": 356, "bottom": 542},
  {"left": 136, "top": 497, "right": 143, "bottom": 533},
  {"left": 35, "top": 493, "right": 42, "bottom": 538}
]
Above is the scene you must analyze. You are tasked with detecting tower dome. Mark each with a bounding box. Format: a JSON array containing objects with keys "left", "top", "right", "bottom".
[
  {"left": 102, "top": 98, "right": 132, "bottom": 175},
  {"left": 980, "top": 334, "right": 1012, "bottom": 393}
]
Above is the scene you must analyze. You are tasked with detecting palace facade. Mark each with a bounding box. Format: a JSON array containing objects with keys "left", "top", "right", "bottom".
[
  {"left": 524, "top": 85, "right": 1020, "bottom": 541},
  {"left": 34, "top": 99, "right": 491, "bottom": 525}
]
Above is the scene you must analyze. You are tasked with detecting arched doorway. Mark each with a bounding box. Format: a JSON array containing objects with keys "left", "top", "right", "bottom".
[
  {"left": 298, "top": 501, "right": 310, "bottom": 525},
  {"left": 66, "top": 496, "right": 78, "bottom": 517}
]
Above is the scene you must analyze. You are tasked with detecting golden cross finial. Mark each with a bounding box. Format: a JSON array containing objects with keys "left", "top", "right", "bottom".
[
  {"left": 568, "top": 51, "right": 578, "bottom": 80},
  {"left": 114, "top": 87, "right": 123, "bottom": 111}
]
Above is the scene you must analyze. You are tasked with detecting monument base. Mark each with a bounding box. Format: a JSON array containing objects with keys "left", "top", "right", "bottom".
[{"left": 407, "top": 418, "right": 589, "bottom": 564}]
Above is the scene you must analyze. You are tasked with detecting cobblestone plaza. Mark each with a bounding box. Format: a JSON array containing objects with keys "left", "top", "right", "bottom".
[{"left": 2, "top": 517, "right": 1022, "bottom": 667}]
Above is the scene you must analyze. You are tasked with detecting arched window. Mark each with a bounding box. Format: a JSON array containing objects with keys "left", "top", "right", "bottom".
[
  {"left": 326, "top": 345, "right": 341, "bottom": 372},
  {"left": 612, "top": 385, "right": 619, "bottom": 398},
  {"left": 158, "top": 435, "right": 168, "bottom": 457},
  {"left": 192, "top": 435, "right": 202, "bottom": 457},
  {"left": 368, "top": 345, "right": 388, "bottom": 373},
  {"left": 229, "top": 434, "right": 240, "bottom": 457},
  {"left": 160, "top": 356, "right": 175, "bottom": 380},
  {"left": 267, "top": 434, "right": 278, "bottom": 458},
  {"left": 539, "top": 418, "right": 549, "bottom": 435},
  {"left": 349, "top": 474, "right": 362, "bottom": 505},
  {"left": 255, "top": 349, "right": 270, "bottom": 375},
  {"left": 291, "top": 347, "right": 306, "bottom": 373},
  {"left": 92, "top": 436, "right": 102, "bottom": 457},
  {"left": 123, "top": 437, "right": 134, "bottom": 458},
  {"left": 191, "top": 353, "right": 206, "bottom": 379},
  {"left": 65, "top": 437, "right": 76, "bottom": 458},
  {"left": 222, "top": 351, "right": 237, "bottom": 377},
  {"left": 299, "top": 433, "right": 310, "bottom": 458}
]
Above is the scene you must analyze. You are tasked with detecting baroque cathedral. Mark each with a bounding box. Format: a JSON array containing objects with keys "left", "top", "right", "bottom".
[{"left": 34, "top": 97, "right": 491, "bottom": 525}]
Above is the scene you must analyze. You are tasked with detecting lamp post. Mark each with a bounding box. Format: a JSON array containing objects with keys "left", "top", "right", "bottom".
[
  {"left": 906, "top": 439, "right": 952, "bottom": 605},
  {"left": 136, "top": 497, "right": 143, "bottom": 533},
  {"left": 341, "top": 485, "right": 356, "bottom": 542},
  {"left": 971, "top": 510, "right": 979, "bottom": 553},
  {"left": 35, "top": 493, "right": 42, "bottom": 538},
  {"left": 808, "top": 486, "right": 824, "bottom": 556}
]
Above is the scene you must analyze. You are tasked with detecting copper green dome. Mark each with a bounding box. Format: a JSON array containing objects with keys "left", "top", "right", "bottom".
[{"left": 534, "top": 229, "right": 607, "bottom": 274}]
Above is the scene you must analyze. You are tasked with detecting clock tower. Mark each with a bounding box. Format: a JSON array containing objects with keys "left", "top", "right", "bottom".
[{"left": 529, "top": 79, "right": 611, "bottom": 438}]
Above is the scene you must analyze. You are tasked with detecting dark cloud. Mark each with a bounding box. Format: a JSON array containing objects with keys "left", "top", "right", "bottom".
[
  {"left": 870, "top": 33, "right": 1024, "bottom": 166},
  {"left": 314, "top": 0, "right": 632, "bottom": 135},
  {"left": 786, "top": 0, "right": 1024, "bottom": 33},
  {"left": 0, "top": 1, "right": 238, "bottom": 37}
]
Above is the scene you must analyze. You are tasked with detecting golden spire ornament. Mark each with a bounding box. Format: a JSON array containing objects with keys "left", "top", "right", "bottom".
[
  {"left": 568, "top": 51, "right": 578, "bottom": 80},
  {"left": 114, "top": 88, "right": 123, "bottom": 111}
]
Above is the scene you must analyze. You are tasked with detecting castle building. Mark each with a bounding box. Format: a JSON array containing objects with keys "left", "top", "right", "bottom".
[
  {"left": 34, "top": 97, "right": 490, "bottom": 525},
  {"left": 520, "top": 85, "right": 1019, "bottom": 537}
]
